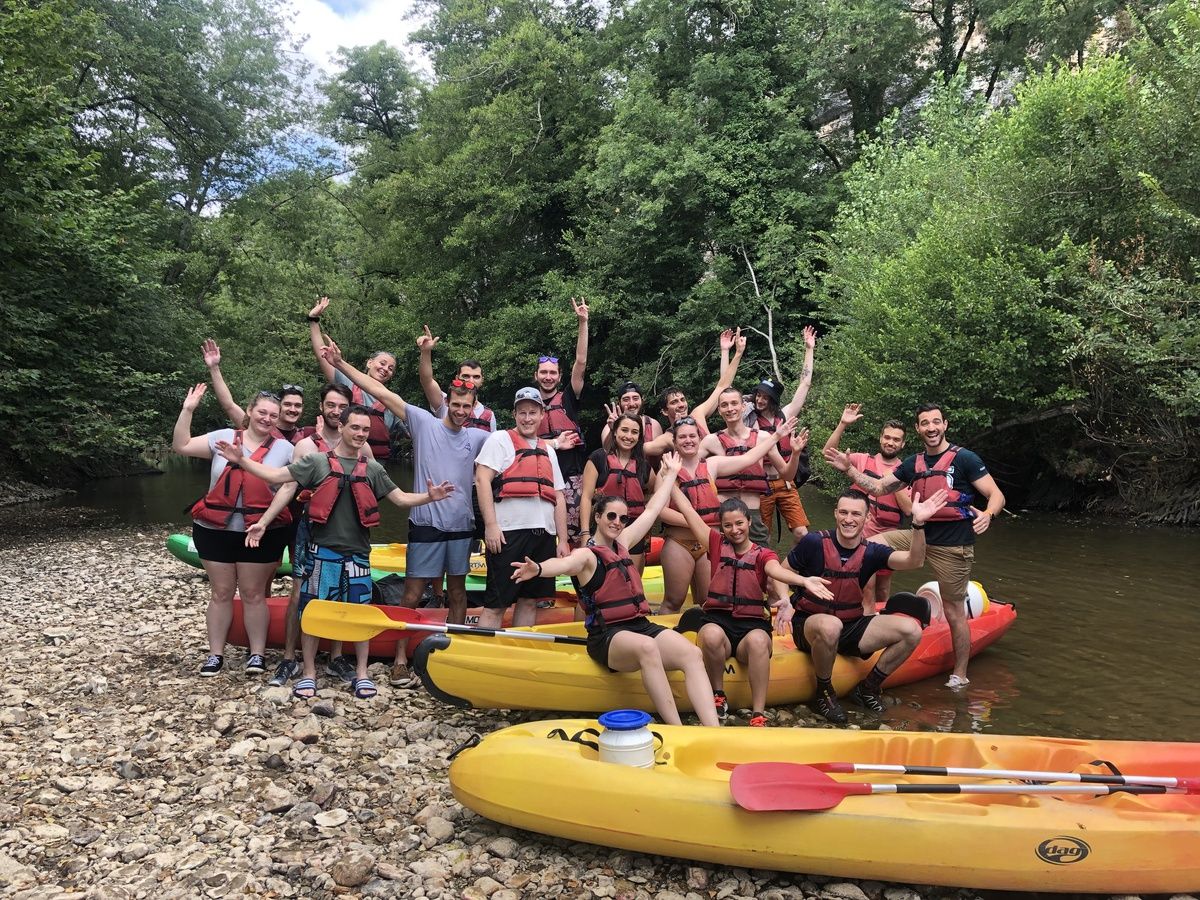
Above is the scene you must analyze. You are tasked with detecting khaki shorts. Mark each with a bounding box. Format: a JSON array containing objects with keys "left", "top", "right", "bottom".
[
  {"left": 760, "top": 480, "right": 809, "bottom": 537},
  {"left": 875, "top": 529, "right": 975, "bottom": 603}
]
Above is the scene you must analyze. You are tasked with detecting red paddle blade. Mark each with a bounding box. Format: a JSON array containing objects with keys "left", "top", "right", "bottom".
[{"left": 730, "top": 762, "right": 870, "bottom": 811}]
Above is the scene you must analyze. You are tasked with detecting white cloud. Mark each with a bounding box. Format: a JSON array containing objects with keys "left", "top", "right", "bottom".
[{"left": 286, "top": 0, "right": 429, "bottom": 75}]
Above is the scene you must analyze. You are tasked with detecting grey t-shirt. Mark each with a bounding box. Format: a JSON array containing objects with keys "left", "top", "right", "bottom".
[
  {"left": 288, "top": 452, "right": 398, "bottom": 556},
  {"left": 195, "top": 429, "right": 294, "bottom": 532},
  {"left": 405, "top": 403, "right": 490, "bottom": 532}
]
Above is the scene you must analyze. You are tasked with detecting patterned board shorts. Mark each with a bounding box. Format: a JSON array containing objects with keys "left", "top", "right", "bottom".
[{"left": 297, "top": 544, "right": 372, "bottom": 614}]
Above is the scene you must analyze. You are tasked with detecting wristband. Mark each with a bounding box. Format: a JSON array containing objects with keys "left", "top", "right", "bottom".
[
  {"left": 535, "top": 562, "right": 543, "bottom": 577},
  {"left": 307, "top": 315, "right": 322, "bottom": 323},
  {"left": 912, "top": 523, "right": 925, "bottom": 530}
]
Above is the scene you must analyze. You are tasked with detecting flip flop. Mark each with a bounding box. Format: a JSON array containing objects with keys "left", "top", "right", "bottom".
[
  {"left": 292, "top": 677, "right": 317, "bottom": 700},
  {"left": 351, "top": 677, "right": 377, "bottom": 700}
]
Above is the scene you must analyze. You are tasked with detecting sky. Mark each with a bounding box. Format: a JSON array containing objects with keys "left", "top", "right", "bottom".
[{"left": 288, "top": 0, "right": 427, "bottom": 73}]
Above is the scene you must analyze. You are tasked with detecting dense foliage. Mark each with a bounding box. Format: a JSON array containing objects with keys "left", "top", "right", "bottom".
[{"left": 1, "top": 0, "right": 1196, "bottom": 521}]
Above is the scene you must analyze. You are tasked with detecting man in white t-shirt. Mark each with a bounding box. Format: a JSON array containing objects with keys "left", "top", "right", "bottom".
[{"left": 474, "top": 387, "right": 569, "bottom": 628}]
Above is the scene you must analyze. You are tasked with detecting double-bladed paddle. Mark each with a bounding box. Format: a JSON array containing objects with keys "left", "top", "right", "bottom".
[
  {"left": 301, "top": 598, "right": 588, "bottom": 645},
  {"left": 717, "top": 760, "right": 1187, "bottom": 787},
  {"left": 728, "top": 762, "right": 1194, "bottom": 812}
]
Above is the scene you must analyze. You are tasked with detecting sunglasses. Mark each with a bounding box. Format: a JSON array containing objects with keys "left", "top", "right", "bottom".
[
  {"left": 674, "top": 416, "right": 697, "bottom": 426},
  {"left": 256, "top": 391, "right": 281, "bottom": 402},
  {"left": 449, "top": 378, "right": 477, "bottom": 390},
  {"left": 280, "top": 384, "right": 304, "bottom": 395},
  {"left": 603, "top": 511, "right": 633, "bottom": 525},
  {"left": 538, "top": 355, "right": 559, "bottom": 364}
]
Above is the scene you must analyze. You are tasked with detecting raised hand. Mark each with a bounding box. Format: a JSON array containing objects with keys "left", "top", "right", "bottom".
[
  {"left": 603, "top": 401, "right": 620, "bottom": 425},
  {"left": 840, "top": 402, "right": 863, "bottom": 426},
  {"left": 803, "top": 325, "right": 817, "bottom": 349},
  {"left": 510, "top": 556, "right": 541, "bottom": 583},
  {"left": 309, "top": 296, "right": 330, "bottom": 319},
  {"left": 776, "top": 416, "right": 800, "bottom": 441},
  {"left": 182, "top": 383, "right": 207, "bottom": 411},
  {"left": 201, "top": 339, "right": 221, "bottom": 368},
  {"left": 793, "top": 426, "right": 810, "bottom": 450},
  {"left": 426, "top": 479, "right": 456, "bottom": 502},
  {"left": 734, "top": 326, "right": 747, "bottom": 355},
  {"left": 244, "top": 522, "right": 266, "bottom": 548},
  {"left": 320, "top": 339, "right": 344, "bottom": 367},
  {"left": 213, "top": 439, "right": 244, "bottom": 464},
  {"left": 571, "top": 296, "right": 589, "bottom": 321},
  {"left": 803, "top": 575, "right": 834, "bottom": 601},
  {"left": 658, "top": 451, "right": 682, "bottom": 481},
  {"left": 416, "top": 325, "right": 440, "bottom": 352},
  {"left": 822, "top": 445, "right": 852, "bottom": 472},
  {"left": 719, "top": 328, "right": 735, "bottom": 351},
  {"left": 912, "top": 488, "right": 948, "bottom": 525}
]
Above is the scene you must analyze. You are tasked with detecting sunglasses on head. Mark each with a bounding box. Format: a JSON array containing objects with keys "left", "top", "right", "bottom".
[
  {"left": 449, "top": 378, "right": 477, "bottom": 390},
  {"left": 256, "top": 391, "right": 281, "bottom": 402},
  {"left": 674, "top": 416, "right": 697, "bottom": 427},
  {"left": 538, "top": 355, "right": 559, "bottom": 364},
  {"left": 603, "top": 511, "right": 633, "bottom": 525},
  {"left": 280, "top": 384, "right": 304, "bottom": 395}
]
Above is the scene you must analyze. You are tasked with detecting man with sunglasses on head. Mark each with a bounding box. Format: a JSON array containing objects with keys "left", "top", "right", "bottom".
[
  {"left": 475, "top": 387, "right": 569, "bottom": 629},
  {"left": 415, "top": 326, "right": 496, "bottom": 433},
  {"left": 319, "top": 341, "right": 493, "bottom": 687},
  {"left": 533, "top": 297, "right": 589, "bottom": 544},
  {"left": 307, "top": 296, "right": 407, "bottom": 460},
  {"left": 201, "top": 339, "right": 306, "bottom": 443}
]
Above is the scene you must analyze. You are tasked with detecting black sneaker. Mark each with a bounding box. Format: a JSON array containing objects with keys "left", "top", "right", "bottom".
[
  {"left": 713, "top": 691, "right": 729, "bottom": 720},
  {"left": 850, "top": 682, "right": 886, "bottom": 713},
  {"left": 200, "top": 655, "right": 224, "bottom": 677},
  {"left": 245, "top": 654, "right": 266, "bottom": 675},
  {"left": 325, "top": 654, "right": 355, "bottom": 683},
  {"left": 814, "top": 691, "right": 848, "bottom": 725},
  {"left": 269, "top": 658, "right": 300, "bottom": 686}
]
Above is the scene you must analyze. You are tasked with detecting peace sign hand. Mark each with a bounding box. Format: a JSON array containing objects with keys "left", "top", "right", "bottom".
[
  {"left": 416, "top": 325, "right": 440, "bottom": 352},
  {"left": 604, "top": 401, "right": 620, "bottom": 425},
  {"left": 571, "top": 296, "right": 589, "bottom": 321}
]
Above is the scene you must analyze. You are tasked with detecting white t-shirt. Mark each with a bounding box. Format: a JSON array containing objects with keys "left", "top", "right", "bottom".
[{"left": 475, "top": 429, "right": 565, "bottom": 534}]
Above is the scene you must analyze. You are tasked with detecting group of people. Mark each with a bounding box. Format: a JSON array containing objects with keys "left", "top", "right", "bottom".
[{"left": 173, "top": 296, "right": 1005, "bottom": 723}]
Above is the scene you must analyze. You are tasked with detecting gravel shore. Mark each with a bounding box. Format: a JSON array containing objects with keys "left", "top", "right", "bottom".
[{"left": 0, "top": 513, "right": 1192, "bottom": 899}]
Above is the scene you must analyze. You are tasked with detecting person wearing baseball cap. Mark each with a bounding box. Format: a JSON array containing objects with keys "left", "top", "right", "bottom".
[{"left": 473, "top": 386, "right": 569, "bottom": 628}]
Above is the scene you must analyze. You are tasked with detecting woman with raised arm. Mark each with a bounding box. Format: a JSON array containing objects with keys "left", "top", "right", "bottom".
[
  {"left": 580, "top": 413, "right": 657, "bottom": 572},
  {"left": 172, "top": 384, "right": 295, "bottom": 678},
  {"left": 656, "top": 415, "right": 800, "bottom": 614},
  {"left": 511, "top": 454, "right": 719, "bottom": 727}
]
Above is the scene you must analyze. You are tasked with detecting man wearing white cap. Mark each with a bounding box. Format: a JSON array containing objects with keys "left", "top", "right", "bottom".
[{"left": 474, "top": 387, "right": 569, "bottom": 628}]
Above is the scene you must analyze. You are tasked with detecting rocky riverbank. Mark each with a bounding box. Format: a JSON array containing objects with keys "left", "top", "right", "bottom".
[
  {"left": 0, "top": 519, "right": 1191, "bottom": 899},
  {"left": 0, "top": 477, "right": 72, "bottom": 508}
]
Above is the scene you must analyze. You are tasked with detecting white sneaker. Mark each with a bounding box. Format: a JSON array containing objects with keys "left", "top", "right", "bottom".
[{"left": 946, "top": 674, "right": 971, "bottom": 689}]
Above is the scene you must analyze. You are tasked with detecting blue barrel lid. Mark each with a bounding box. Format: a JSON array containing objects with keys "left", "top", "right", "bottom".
[{"left": 598, "top": 709, "right": 653, "bottom": 730}]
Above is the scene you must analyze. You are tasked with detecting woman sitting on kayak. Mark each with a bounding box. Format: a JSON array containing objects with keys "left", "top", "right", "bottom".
[
  {"left": 579, "top": 412, "right": 656, "bottom": 572},
  {"left": 655, "top": 415, "right": 800, "bottom": 614},
  {"left": 511, "top": 453, "right": 720, "bottom": 727}
]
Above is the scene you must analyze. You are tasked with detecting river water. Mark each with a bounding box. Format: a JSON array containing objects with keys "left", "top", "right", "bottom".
[{"left": 52, "top": 457, "right": 1200, "bottom": 743}]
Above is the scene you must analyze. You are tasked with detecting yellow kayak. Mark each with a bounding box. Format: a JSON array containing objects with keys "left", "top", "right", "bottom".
[
  {"left": 370, "top": 542, "right": 487, "bottom": 575},
  {"left": 413, "top": 601, "right": 1016, "bottom": 712},
  {"left": 450, "top": 719, "right": 1200, "bottom": 892}
]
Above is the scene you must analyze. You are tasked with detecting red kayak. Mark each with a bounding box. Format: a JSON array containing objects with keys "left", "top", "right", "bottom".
[
  {"left": 884, "top": 599, "right": 1016, "bottom": 688},
  {"left": 226, "top": 593, "right": 578, "bottom": 658}
]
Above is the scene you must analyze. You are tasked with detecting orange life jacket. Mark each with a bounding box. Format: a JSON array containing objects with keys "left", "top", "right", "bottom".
[
  {"left": 350, "top": 385, "right": 392, "bottom": 460},
  {"left": 672, "top": 461, "right": 721, "bottom": 525},
  {"left": 465, "top": 406, "right": 495, "bottom": 432},
  {"left": 493, "top": 431, "right": 557, "bottom": 504},
  {"left": 597, "top": 454, "right": 646, "bottom": 517},
  {"left": 911, "top": 446, "right": 976, "bottom": 521},
  {"left": 536, "top": 390, "right": 582, "bottom": 442},
  {"left": 586, "top": 543, "right": 651, "bottom": 625},
  {"left": 859, "top": 453, "right": 904, "bottom": 529},
  {"left": 305, "top": 452, "right": 380, "bottom": 528},
  {"left": 705, "top": 539, "right": 770, "bottom": 619},
  {"left": 754, "top": 412, "right": 792, "bottom": 458},
  {"left": 190, "top": 432, "right": 291, "bottom": 529},
  {"left": 712, "top": 430, "right": 769, "bottom": 495},
  {"left": 792, "top": 531, "right": 867, "bottom": 621}
]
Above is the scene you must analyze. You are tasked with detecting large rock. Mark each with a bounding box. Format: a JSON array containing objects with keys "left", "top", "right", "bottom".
[{"left": 331, "top": 849, "right": 376, "bottom": 887}]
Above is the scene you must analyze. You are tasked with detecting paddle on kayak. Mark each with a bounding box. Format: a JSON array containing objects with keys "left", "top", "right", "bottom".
[{"left": 302, "top": 599, "right": 588, "bottom": 645}]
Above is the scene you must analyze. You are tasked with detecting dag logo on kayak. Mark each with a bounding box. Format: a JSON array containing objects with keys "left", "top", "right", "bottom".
[{"left": 1035, "top": 836, "right": 1090, "bottom": 866}]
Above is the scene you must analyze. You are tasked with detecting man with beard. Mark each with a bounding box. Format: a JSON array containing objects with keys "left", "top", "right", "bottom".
[
  {"left": 534, "top": 297, "right": 589, "bottom": 544},
  {"left": 783, "top": 490, "right": 947, "bottom": 724},
  {"left": 822, "top": 403, "right": 913, "bottom": 611},
  {"left": 321, "top": 342, "right": 492, "bottom": 688},
  {"left": 824, "top": 403, "right": 1006, "bottom": 689},
  {"left": 201, "top": 338, "right": 306, "bottom": 443}
]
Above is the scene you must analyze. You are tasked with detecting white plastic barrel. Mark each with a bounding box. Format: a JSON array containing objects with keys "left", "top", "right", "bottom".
[
  {"left": 917, "top": 580, "right": 990, "bottom": 621},
  {"left": 597, "top": 709, "right": 655, "bottom": 768}
]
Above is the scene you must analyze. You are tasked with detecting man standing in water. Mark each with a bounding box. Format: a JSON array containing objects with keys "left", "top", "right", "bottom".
[
  {"left": 824, "top": 403, "right": 1005, "bottom": 688},
  {"left": 534, "top": 298, "right": 589, "bottom": 545}
]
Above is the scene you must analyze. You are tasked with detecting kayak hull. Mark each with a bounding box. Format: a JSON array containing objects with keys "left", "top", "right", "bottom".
[
  {"left": 225, "top": 594, "right": 578, "bottom": 657},
  {"left": 414, "top": 601, "right": 1016, "bottom": 712},
  {"left": 450, "top": 720, "right": 1200, "bottom": 892}
]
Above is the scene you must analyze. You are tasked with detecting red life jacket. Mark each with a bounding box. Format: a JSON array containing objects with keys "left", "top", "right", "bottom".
[
  {"left": 271, "top": 425, "right": 302, "bottom": 444},
  {"left": 792, "top": 531, "right": 867, "bottom": 620},
  {"left": 536, "top": 390, "right": 582, "bottom": 442},
  {"left": 190, "top": 432, "right": 291, "bottom": 529},
  {"left": 494, "top": 431, "right": 557, "bottom": 504},
  {"left": 712, "top": 430, "right": 769, "bottom": 495},
  {"left": 705, "top": 539, "right": 770, "bottom": 619},
  {"left": 754, "top": 412, "right": 792, "bottom": 458},
  {"left": 672, "top": 461, "right": 721, "bottom": 525},
  {"left": 305, "top": 452, "right": 380, "bottom": 528},
  {"left": 350, "top": 385, "right": 392, "bottom": 460},
  {"left": 293, "top": 428, "right": 337, "bottom": 502},
  {"left": 860, "top": 453, "right": 904, "bottom": 529},
  {"left": 465, "top": 405, "right": 495, "bottom": 432},
  {"left": 598, "top": 454, "right": 646, "bottom": 517},
  {"left": 587, "top": 543, "right": 651, "bottom": 625},
  {"left": 911, "top": 446, "right": 976, "bottom": 521}
]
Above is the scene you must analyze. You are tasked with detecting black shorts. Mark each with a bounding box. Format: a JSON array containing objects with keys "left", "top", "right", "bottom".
[
  {"left": 193, "top": 522, "right": 290, "bottom": 565},
  {"left": 696, "top": 610, "right": 773, "bottom": 657},
  {"left": 627, "top": 534, "right": 649, "bottom": 555},
  {"left": 586, "top": 616, "right": 666, "bottom": 671},
  {"left": 471, "top": 488, "right": 485, "bottom": 541},
  {"left": 792, "top": 611, "right": 877, "bottom": 659},
  {"left": 483, "top": 528, "right": 556, "bottom": 609}
]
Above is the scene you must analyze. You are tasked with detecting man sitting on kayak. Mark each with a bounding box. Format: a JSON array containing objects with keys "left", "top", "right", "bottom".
[{"left": 782, "top": 489, "right": 948, "bottom": 724}]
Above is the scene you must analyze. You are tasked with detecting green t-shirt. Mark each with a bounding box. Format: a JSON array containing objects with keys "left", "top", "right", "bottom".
[{"left": 289, "top": 452, "right": 398, "bottom": 556}]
